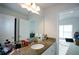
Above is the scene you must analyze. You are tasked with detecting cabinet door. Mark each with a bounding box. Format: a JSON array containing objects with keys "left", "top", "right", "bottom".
[{"left": 42, "top": 42, "right": 56, "bottom": 55}]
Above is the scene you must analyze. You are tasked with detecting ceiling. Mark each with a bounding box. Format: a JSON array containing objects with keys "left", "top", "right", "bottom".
[
  {"left": 60, "top": 7, "right": 79, "bottom": 20},
  {"left": 0, "top": 3, "right": 56, "bottom": 15},
  {"left": 37, "top": 3, "right": 56, "bottom": 9}
]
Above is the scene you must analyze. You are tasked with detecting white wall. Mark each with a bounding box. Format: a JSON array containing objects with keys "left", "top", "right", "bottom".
[{"left": 0, "top": 14, "right": 15, "bottom": 45}]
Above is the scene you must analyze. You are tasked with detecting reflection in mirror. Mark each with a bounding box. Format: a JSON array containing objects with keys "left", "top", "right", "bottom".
[
  {"left": 19, "top": 14, "right": 45, "bottom": 44},
  {"left": 0, "top": 14, "right": 15, "bottom": 45}
]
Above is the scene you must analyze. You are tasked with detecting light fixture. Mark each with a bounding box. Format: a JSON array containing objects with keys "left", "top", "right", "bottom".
[{"left": 19, "top": 3, "right": 40, "bottom": 15}]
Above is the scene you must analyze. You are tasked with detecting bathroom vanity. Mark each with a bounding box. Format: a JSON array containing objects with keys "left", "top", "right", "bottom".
[{"left": 10, "top": 38, "right": 56, "bottom": 55}]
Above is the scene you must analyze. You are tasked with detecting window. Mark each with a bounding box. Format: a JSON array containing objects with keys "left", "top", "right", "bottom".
[{"left": 59, "top": 25, "right": 73, "bottom": 38}]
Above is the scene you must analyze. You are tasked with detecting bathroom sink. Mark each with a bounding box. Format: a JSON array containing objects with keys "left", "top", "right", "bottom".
[{"left": 31, "top": 44, "right": 44, "bottom": 49}]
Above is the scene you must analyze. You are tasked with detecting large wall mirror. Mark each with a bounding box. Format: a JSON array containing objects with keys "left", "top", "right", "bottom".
[
  {"left": 19, "top": 14, "right": 45, "bottom": 42},
  {"left": 0, "top": 13, "right": 45, "bottom": 45}
]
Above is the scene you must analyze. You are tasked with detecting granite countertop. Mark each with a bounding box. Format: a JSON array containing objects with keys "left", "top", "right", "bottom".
[{"left": 10, "top": 38, "right": 56, "bottom": 55}]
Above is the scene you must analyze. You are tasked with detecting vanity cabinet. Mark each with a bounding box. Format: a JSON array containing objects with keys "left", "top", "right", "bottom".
[{"left": 42, "top": 42, "right": 56, "bottom": 55}]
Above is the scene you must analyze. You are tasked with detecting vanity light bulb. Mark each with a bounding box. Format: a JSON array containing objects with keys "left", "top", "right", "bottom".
[{"left": 36, "top": 6, "right": 40, "bottom": 11}]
